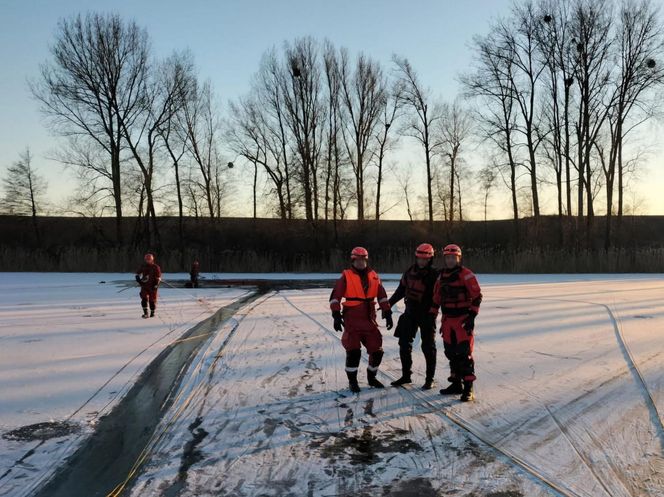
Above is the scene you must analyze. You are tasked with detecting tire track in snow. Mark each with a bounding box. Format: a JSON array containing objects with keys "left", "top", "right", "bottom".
[
  {"left": 489, "top": 293, "right": 664, "bottom": 497},
  {"left": 279, "top": 292, "right": 581, "bottom": 497},
  {"left": 494, "top": 294, "right": 664, "bottom": 447}
]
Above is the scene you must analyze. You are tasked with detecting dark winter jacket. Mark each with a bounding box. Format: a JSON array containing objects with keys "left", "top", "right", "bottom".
[{"left": 388, "top": 263, "right": 439, "bottom": 314}]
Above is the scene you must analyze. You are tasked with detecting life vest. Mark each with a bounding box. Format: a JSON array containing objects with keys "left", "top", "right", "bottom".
[
  {"left": 342, "top": 269, "right": 380, "bottom": 308},
  {"left": 437, "top": 267, "right": 471, "bottom": 311},
  {"left": 403, "top": 265, "right": 437, "bottom": 304}
]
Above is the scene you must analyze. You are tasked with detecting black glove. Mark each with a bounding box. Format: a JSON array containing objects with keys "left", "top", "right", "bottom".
[
  {"left": 135, "top": 275, "right": 141, "bottom": 284},
  {"left": 463, "top": 312, "right": 476, "bottom": 334},
  {"left": 382, "top": 309, "right": 393, "bottom": 330},
  {"left": 153, "top": 285, "right": 159, "bottom": 291},
  {"left": 332, "top": 310, "right": 344, "bottom": 332}
]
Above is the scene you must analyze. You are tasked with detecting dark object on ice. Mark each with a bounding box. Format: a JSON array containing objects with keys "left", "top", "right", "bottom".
[
  {"left": 440, "top": 380, "right": 463, "bottom": 395},
  {"left": 421, "top": 378, "right": 435, "bottom": 390},
  {"left": 543, "top": 14, "right": 552, "bottom": 23},
  {"left": 347, "top": 370, "right": 361, "bottom": 393},
  {"left": 3, "top": 421, "right": 80, "bottom": 442},
  {"left": 391, "top": 374, "right": 412, "bottom": 387},
  {"left": 367, "top": 368, "right": 385, "bottom": 388},
  {"left": 460, "top": 381, "right": 475, "bottom": 402},
  {"left": 647, "top": 58, "right": 656, "bottom": 68},
  {"left": 188, "top": 260, "right": 200, "bottom": 288}
]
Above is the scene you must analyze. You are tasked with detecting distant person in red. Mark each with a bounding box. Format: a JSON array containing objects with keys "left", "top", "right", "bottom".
[
  {"left": 190, "top": 260, "right": 200, "bottom": 288},
  {"left": 430, "top": 244, "right": 482, "bottom": 402},
  {"left": 135, "top": 253, "right": 162, "bottom": 319},
  {"left": 329, "top": 247, "right": 393, "bottom": 393}
]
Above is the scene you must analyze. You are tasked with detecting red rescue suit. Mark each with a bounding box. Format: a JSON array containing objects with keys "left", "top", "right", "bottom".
[
  {"left": 329, "top": 267, "right": 390, "bottom": 354},
  {"left": 136, "top": 263, "right": 162, "bottom": 310},
  {"left": 431, "top": 266, "right": 482, "bottom": 382}
]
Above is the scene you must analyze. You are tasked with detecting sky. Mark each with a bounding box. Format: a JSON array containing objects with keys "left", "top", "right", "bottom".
[{"left": 1, "top": 0, "right": 664, "bottom": 219}]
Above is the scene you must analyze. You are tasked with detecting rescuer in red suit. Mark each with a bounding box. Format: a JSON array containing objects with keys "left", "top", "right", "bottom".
[
  {"left": 329, "top": 247, "right": 393, "bottom": 393},
  {"left": 135, "top": 253, "right": 162, "bottom": 319},
  {"left": 430, "top": 244, "right": 482, "bottom": 402}
]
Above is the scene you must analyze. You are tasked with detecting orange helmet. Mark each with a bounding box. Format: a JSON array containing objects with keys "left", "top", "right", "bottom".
[
  {"left": 144, "top": 253, "right": 155, "bottom": 264},
  {"left": 443, "top": 244, "right": 462, "bottom": 257},
  {"left": 351, "top": 246, "right": 369, "bottom": 260},
  {"left": 415, "top": 243, "right": 435, "bottom": 259}
]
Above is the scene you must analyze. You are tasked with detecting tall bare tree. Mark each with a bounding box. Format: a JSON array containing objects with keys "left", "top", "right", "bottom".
[
  {"left": 374, "top": 81, "right": 403, "bottom": 220},
  {"left": 338, "top": 49, "right": 387, "bottom": 220},
  {"left": 32, "top": 13, "right": 149, "bottom": 243},
  {"left": 120, "top": 52, "right": 191, "bottom": 246},
  {"left": 462, "top": 35, "right": 521, "bottom": 226},
  {"left": 394, "top": 55, "right": 445, "bottom": 223},
  {"left": 280, "top": 38, "right": 325, "bottom": 220},
  {"left": 605, "top": 0, "right": 664, "bottom": 246},
  {"left": 181, "top": 80, "right": 225, "bottom": 218},
  {"left": 228, "top": 95, "right": 290, "bottom": 219},
  {"left": 439, "top": 101, "right": 472, "bottom": 222},
  {"left": 570, "top": 0, "right": 614, "bottom": 224}
]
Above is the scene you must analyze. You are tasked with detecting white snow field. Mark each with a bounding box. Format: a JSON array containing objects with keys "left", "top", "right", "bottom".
[
  {"left": 1, "top": 274, "right": 663, "bottom": 496},
  {"left": 0, "top": 273, "right": 249, "bottom": 497}
]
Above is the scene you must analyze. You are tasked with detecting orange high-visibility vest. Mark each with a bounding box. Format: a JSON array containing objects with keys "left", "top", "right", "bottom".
[{"left": 342, "top": 269, "right": 380, "bottom": 307}]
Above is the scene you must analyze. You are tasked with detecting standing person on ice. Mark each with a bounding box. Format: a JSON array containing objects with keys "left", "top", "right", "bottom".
[
  {"left": 189, "top": 260, "right": 200, "bottom": 288},
  {"left": 329, "top": 247, "right": 393, "bottom": 393},
  {"left": 430, "top": 244, "right": 482, "bottom": 402},
  {"left": 135, "top": 253, "right": 162, "bottom": 319},
  {"left": 388, "top": 243, "right": 440, "bottom": 390}
]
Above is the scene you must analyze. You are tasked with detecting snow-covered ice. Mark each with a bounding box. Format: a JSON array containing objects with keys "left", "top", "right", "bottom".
[
  {"left": 1, "top": 274, "right": 663, "bottom": 496},
  {"left": 0, "top": 273, "right": 248, "bottom": 496}
]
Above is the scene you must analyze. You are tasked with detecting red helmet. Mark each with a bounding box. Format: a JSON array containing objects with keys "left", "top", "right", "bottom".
[
  {"left": 415, "top": 243, "right": 435, "bottom": 259},
  {"left": 144, "top": 253, "right": 155, "bottom": 264},
  {"left": 443, "top": 244, "right": 462, "bottom": 257},
  {"left": 351, "top": 246, "right": 369, "bottom": 260}
]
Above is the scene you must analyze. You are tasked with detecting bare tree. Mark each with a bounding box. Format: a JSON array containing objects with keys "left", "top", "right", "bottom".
[
  {"left": 570, "top": 0, "right": 614, "bottom": 224},
  {"left": 228, "top": 96, "right": 290, "bottom": 219},
  {"left": 478, "top": 165, "right": 498, "bottom": 223},
  {"left": 494, "top": 2, "right": 549, "bottom": 218},
  {"left": 280, "top": 38, "right": 325, "bottom": 220},
  {"left": 337, "top": 49, "right": 387, "bottom": 220},
  {"left": 374, "top": 81, "right": 403, "bottom": 220},
  {"left": 462, "top": 34, "right": 521, "bottom": 226},
  {"left": 538, "top": 0, "right": 577, "bottom": 217},
  {"left": 32, "top": 13, "right": 149, "bottom": 243},
  {"left": 394, "top": 55, "right": 445, "bottom": 223},
  {"left": 119, "top": 52, "right": 191, "bottom": 246},
  {"left": 181, "top": 80, "right": 225, "bottom": 218},
  {"left": 439, "top": 101, "right": 473, "bottom": 222},
  {"left": 322, "top": 42, "right": 344, "bottom": 223},
  {"left": 2, "top": 148, "right": 48, "bottom": 242},
  {"left": 604, "top": 0, "right": 664, "bottom": 246}
]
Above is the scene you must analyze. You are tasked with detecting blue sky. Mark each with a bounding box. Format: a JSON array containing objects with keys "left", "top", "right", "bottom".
[{"left": 1, "top": 0, "right": 663, "bottom": 217}]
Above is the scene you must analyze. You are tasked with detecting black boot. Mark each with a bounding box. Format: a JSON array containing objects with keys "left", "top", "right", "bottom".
[
  {"left": 142, "top": 307, "right": 149, "bottom": 319},
  {"left": 150, "top": 309, "right": 155, "bottom": 318},
  {"left": 440, "top": 379, "right": 463, "bottom": 395},
  {"left": 367, "top": 369, "right": 384, "bottom": 388},
  {"left": 422, "top": 378, "right": 435, "bottom": 390},
  {"left": 346, "top": 370, "right": 361, "bottom": 393},
  {"left": 460, "top": 381, "right": 475, "bottom": 402},
  {"left": 391, "top": 374, "right": 412, "bottom": 387}
]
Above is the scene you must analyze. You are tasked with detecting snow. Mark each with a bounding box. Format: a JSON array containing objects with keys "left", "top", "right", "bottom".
[
  {"left": 1, "top": 273, "right": 664, "bottom": 496},
  {"left": 0, "top": 273, "right": 248, "bottom": 496}
]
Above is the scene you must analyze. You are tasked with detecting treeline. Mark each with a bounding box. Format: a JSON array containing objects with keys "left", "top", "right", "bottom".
[
  {"left": 2, "top": 215, "right": 664, "bottom": 273},
  {"left": 2, "top": 0, "right": 662, "bottom": 255}
]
